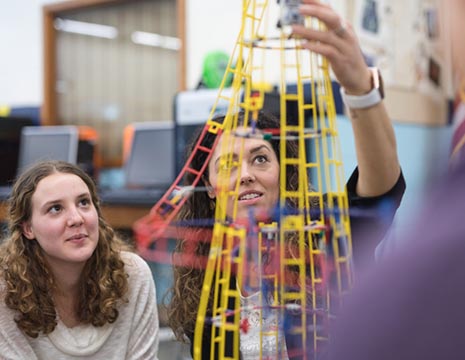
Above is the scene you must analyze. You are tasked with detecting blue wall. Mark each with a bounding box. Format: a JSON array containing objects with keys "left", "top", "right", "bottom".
[{"left": 337, "top": 115, "right": 453, "bottom": 251}]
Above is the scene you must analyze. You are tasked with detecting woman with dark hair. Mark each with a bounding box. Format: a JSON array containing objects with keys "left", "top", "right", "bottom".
[
  {"left": 169, "top": 112, "right": 404, "bottom": 357},
  {"left": 168, "top": 1, "right": 406, "bottom": 358},
  {"left": 0, "top": 161, "right": 159, "bottom": 359}
]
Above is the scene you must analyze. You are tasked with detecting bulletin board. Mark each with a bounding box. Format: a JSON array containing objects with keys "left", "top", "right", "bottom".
[{"left": 352, "top": 0, "right": 452, "bottom": 125}]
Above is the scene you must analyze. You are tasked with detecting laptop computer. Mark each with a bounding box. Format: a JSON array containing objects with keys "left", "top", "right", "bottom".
[
  {"left": 99, "top": 121, "right": 175, "bottom": 206},
  {"left": 17, "top": 125, "right": 79, "bottom": 175},
  {"left": 1, "top": 123, "right": 78, "bottom": 201}
]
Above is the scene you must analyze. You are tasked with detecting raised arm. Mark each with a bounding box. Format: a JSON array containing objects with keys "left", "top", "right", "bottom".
[{"left": 291, "top": 0, "right": 401, "bottom": 197}]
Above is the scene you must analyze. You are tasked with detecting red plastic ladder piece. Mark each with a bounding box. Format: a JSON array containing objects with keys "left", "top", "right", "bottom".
[{"left": 133, "top": 122, "right": 222, "bottom": 256}]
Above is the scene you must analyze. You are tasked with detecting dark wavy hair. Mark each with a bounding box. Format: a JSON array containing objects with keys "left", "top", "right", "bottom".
[
  {"left": 0, "top": 160, "right": 130, "bottom": 338},
  {"left": 168, "top": 111, "right": 317, "bottom": 340}
]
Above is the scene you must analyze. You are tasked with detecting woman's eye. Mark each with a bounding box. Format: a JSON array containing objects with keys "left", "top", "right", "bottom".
[
  {"left": 79, "top": 198, "right": 91, "bottom": 207},
  {"left": 48, "top": 205, "right": 62, "bottom": 214},
  {"left": 254, "top": 155, "right": 268, "bottom": 164},
  {"left": 220, "top": 158, "right": 235, "bottom": 171}
]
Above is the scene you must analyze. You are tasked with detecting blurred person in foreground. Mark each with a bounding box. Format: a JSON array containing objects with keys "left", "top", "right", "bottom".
[{"left": 329, "top": 0, "right": 465, "bottom": 358}]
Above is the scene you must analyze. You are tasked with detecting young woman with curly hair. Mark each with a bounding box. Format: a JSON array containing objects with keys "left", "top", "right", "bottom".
[
  {"left": 168, "top": 1, "right": 406, "bottom": 358},
  {"left": 0, "top": 160, "right": 159, "bottom": 359}
]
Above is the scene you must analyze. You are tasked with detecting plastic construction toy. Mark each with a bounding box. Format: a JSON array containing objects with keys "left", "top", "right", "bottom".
[
  {"left": 277, "top": 0, "right": 305, "bottom": 28},
  {"left": 134, "top": 0, "right": 353, "bottom": 358}
]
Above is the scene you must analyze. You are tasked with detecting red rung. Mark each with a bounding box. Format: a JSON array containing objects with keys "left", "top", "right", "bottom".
[{"left": 133, "top": 122, "right": 224, "bottom": 253}]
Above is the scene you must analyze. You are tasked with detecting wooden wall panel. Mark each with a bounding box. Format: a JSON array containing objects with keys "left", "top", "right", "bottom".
[{"left": 43, "top": 0, "right": 185, "bottom": 166}]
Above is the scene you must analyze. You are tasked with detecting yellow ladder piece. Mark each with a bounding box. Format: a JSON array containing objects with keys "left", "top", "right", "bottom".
[{"left": 191, "top": 1, "right": 354, "bottom": 358}]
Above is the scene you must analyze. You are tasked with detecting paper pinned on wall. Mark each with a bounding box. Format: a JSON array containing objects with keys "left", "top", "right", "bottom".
[{"left": 353, "top": 0, "right": 453, "bottom": 124}]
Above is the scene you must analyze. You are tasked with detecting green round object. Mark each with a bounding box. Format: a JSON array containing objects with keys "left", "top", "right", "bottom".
[{"left": 202, "top": 51, "right": 233, "bottom": 89}]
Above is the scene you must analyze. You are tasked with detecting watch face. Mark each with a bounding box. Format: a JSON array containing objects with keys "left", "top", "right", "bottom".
[{"left": 372, "top": 67, "right": 384, "bottom": 99}]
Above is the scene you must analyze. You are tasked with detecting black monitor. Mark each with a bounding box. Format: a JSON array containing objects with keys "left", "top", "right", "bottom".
[
  {"left": 174, "top": 119, "right": 205, "bottom": 176},
  {"left": 285, "top": 81, "right": 344, "bottom": 122},
  {"left": 18, "top": 126, "right": 79, "bottom": 175},
  {"left": 124, "top": 121, "right": 175, "bottom": 188},
  {"left": 0, "top": 116, "right": 35, "bottom": 186},
  {"left": 173, "top": 89, "right": 234, "bottom": 175},
  {"left": 172, "top": 85, "right": 344, "bottom": 177}
]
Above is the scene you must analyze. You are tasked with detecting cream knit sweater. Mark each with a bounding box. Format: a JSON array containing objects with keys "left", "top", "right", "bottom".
[{"left": 0, "top": 251, "right": 159, "bottom": 359}]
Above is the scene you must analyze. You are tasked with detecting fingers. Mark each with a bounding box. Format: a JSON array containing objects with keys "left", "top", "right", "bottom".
[
  {"left": 300, "top": 41, "right": 340, "bottom": 63},
  {"left": 298, "top": 3, "right": 344, "bottom": 31},
  {"left": 287, "top": 2, "right": 369, "bottom": 92},
  {"left": 290, "top": 2, "right": 359, "bottom": 56},
  {"left": 291, "top": 24, "right": 348, "bottom": 50},
  {"left": 290, "top": 2, "right": 352, "bottom": 52},
  {"left": 300, "top": 0, "right": 331, "bottom": 9}
]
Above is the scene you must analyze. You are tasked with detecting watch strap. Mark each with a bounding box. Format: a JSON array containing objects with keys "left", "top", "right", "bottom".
[{"left": 339, "top": 67, "right": 384, "bottom": 109}]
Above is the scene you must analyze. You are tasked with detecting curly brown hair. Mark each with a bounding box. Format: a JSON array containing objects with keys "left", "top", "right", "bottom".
[
  {"left": 0, "top": 160, "right": 131, "bottom": 338},
  {"left": 167, "top": 111, "right": 317, "bottom": 340}
]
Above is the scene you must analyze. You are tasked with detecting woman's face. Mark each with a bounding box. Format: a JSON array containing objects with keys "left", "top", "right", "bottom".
[
  {"left": 207, "top": 127, "right": 280, "bottom": 220},
  {"left": 22, "top": 172, "right": 99, "bottom": 274}
]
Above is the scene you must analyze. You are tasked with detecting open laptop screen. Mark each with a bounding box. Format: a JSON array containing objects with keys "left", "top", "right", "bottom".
[
  {"left": 18, "top": 126, "right": 79, "bottom": 175},
  {"left": 124, "top": 121, "right": 175, "bottom": 188}
]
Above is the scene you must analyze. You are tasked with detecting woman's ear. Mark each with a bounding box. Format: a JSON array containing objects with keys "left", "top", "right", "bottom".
[
  {"left": 22, "top": 222, "right": 35, "bottom": 240},
  {"left": 204, "top": 179, "right": 216, "bottom": 199}
]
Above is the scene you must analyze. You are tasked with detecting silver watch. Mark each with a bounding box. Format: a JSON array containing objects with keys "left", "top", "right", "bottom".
[{"left": 339, "top": 67, "right": 385, "bottom": 109}]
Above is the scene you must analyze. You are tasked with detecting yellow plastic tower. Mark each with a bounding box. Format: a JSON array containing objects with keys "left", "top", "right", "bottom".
[
  {"left": 189, "top": 1, "right": 353, "bottom": 359},
  {"left": 133, "top": 1, "right": 353, "bottom": 358}
]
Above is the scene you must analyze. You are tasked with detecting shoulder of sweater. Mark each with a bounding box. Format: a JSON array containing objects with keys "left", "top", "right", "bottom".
[
  {"left": 120, "top": 251, "right": 152, "bottom": 279},
  {"left": 119, "top": 252, "right": 156, "bottom": 310}
]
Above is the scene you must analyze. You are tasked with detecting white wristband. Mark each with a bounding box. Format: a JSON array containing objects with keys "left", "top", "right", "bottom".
[
  {"left": 339, "top": 86, "right": 382, "bottom": 109},
  {"left": 339, "top": 67, "right": 384, "bottom": 109}
]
